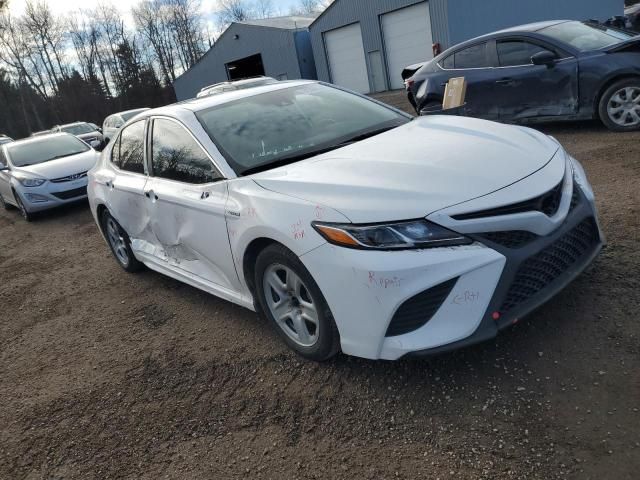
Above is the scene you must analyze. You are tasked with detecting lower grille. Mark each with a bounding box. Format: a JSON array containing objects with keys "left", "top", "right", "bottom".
[
  {"left": 385, "top": 278, "right": 458, "bottom": 337},
  {"left": 52, "top": 186, "right": 87, "bottom": 200},
  {"left": 479, "top": 231, "right": 538, "bottom": 249},
  {"left": 500, "top": 217, "right": 599, "bottom": 313}
]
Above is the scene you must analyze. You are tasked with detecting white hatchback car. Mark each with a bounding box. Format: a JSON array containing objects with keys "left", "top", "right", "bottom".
[
  {"left": 88, "top": 81, "right": 603, "bottom": 361},
  {"left": 0, "top": 133, "right": 99, "bottom": 221}
]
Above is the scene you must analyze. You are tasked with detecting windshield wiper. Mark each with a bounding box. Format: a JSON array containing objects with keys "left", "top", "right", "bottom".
[{"left": 335, "top": 125, "right": 400, "bottom": 146}]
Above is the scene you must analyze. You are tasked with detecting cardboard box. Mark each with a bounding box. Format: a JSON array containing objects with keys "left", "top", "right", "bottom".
[{"left": 443, "top": 77, "right": 467, "bottom": 110}]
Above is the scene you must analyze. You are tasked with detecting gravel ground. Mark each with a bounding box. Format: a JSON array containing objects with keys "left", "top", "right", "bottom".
[{"left": 0, "top": 92, "right": 639, "bottom": 479}]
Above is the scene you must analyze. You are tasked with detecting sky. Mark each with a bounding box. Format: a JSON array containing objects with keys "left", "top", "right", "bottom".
[{"left": 6, "top": 0, "right": 305, "bottom": 26}]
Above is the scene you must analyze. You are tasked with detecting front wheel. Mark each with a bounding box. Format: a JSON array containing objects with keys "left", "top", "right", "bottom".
[
  {"left": 254, "top": 244, "right": 340, "bottom": 361},
  {"left": 13, "top": 191, "right": 32, "bottom": 221},
  {"left": 100, "top": 210, "right": 143, "bottom": 272},
  {"left": 598, "top": 79, "right": 640, "bottom": 132}
]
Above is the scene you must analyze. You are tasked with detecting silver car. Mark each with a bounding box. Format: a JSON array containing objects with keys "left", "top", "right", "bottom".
[
  {"left": 102, "top": 108, "right": 150, "bottom": 144},
  {"left": 52, "top": 122, "right": 104, "bottom": 149},
  {"left": 0, "top": 133, "right": 99, "bottom": 221}
]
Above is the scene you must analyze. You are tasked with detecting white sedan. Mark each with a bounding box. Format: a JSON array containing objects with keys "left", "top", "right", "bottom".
[
  {"left": 0, "top": 133, "right": 99, "bottom": 221},
  {"left": 87, "top": 81, "right": 603, "bottom": 361}
]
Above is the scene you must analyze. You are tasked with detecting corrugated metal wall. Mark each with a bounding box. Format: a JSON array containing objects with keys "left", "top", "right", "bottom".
[
  {"left": 309, "top": 0, "right": 443, "bottom": 93},
  {"left": 173, "top": 24, "right": 306, "bottom": 101},
  {"left": 446, "top": 0, "right": 623, "bottom": 45}
]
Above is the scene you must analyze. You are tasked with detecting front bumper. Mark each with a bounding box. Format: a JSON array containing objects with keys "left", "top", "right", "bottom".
[
  {"left": 300, "top": 184, "right": 603, "bottom": 360},
  {"left": 16, "top": 177, "right": 89, "bottom": 213}
]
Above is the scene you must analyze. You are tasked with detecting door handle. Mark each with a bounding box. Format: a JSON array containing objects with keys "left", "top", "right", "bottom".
[
  {"left": 496, "top": 78, "right": 515, "bottom": 85},
  {"left": 105, "top": 181, "right": 112, "bottom": 188},
  {"left": 145, "top": 190, "right": 158, "bottom": 200},
  {"left": 200, "top": 191, "right": 210, "bottom": 200}
]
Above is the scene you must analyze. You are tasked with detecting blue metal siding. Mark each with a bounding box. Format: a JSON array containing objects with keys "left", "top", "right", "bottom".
[
  {"left": 446, "top": 0, "right": 624, "bottom": 45},
  {"left": 173, "top": 23, "right": 312, "bottom": 101},
  {"left": 310, "top": 0, "right": 441, "bottom": 91},
  {"left": 294, "top": 31, "right": 319, "bottom": 80}
]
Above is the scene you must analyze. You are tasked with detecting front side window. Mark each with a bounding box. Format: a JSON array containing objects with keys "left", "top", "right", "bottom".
[
  {"left": 151, "top": 118, "right": 221, "bottom": 184},
  {"left": 497, "top": 41, "right": 554, "bottom": 67},
  {"left": 7, "top": 135, "right": 90, "bottom": 167},
  {"left": 540, "top": 21, "right": 633, "bottom": 51},
  {"left": 196, "top": 83, "right": 409, "bottom": 175},
  {"left": 454, "top": 43, "right": 488, "bottom": 69},
  {"left": 112, "top": 120, "right": 145, "bottom": 174}
]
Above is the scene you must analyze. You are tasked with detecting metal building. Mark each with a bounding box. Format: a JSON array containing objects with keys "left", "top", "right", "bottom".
[
  {"left": 173, "top": 16, "right": 318, "bottom": 101},
  {"left": 309, "top": 0, "right": 623, "bottom": 94}
]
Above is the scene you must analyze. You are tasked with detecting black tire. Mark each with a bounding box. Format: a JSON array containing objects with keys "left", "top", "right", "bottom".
[
  {"left": 598, "top": 78, "right": 640, "bottom": 132},
  {"left": 13, "top": 191, "right": 32, "bottom": 222},
  {"left": 100, "top": 209, "right": 143, "bottom": 273},
  {"left": 0, "top": 192, "right": 12, "bottom": 211},
  {"left": 254, "top": 244, "right": 340, "bottom": 361}
]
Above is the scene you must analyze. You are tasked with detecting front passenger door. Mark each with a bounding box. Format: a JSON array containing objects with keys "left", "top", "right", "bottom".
[
  {"left": 144, "top": 117, "right": 240, "bottom": 291},
  {"left": 493, "top": 39, "right": 579, "bottom": 122}
]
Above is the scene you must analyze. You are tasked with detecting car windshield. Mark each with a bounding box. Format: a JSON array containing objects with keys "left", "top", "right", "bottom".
[
  {"left": 540, "top": 21, "right": 634, "bottom": 51},
  {"left": 7, "top": 135, "right": 90, "bottom": 167},
  {"left": 195, "top": 84, "right": 409, "bottom": 175},
  {"left": 61, "top": 123, "right": 95, "bottom": 135},
  {"left": 121, "top": 109, "right": 147, "bottom": 121}
]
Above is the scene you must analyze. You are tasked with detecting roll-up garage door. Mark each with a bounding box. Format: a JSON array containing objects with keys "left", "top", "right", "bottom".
[
  {"left": 382, "top": 2, "right": 434, "bottom": 90},
  {"left": 324, "top": 23, "right": 370, "bottom": 94}
]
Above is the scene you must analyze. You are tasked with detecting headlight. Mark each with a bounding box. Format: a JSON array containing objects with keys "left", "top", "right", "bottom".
[
  {"left": 14, "top": 174, "right": 46, "bottom": 187},
  {"left": 312, "top": 220, "right": 472, "bottom": 250}
]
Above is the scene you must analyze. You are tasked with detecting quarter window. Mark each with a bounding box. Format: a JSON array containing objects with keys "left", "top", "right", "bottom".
[
  {"left": 453, "top": 43, "right": 488, "bottom": 69},
  {"left": 497, "top": 41, "right": 554, "bottom": 67},
  {"left": 112, "top": 120, "right": 145, "bottom": 174},
  {"left": 151, "top": 118, "right": 221, "bottom": 184},
  {"left": 441, "top": 54, "right": 454, "bottom": 69}
]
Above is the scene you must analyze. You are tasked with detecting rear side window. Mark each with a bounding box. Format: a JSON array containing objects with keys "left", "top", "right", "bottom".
[
  {"left": 150, "top": 118, "right": 221, "bottom": 184},
  {"left": 454, "top": 43, "right": 488, "bottom": 68},
  {"left": 112, "top": 120, "right": 145, "bottom": 174},
  {"left": 497, "top": 41, "right": 554, "bottom": 66}
]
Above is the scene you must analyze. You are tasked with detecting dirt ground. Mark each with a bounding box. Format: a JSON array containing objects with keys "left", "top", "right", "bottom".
[{"left": 1, "top": 93, "right": 639, "bottom": 479}]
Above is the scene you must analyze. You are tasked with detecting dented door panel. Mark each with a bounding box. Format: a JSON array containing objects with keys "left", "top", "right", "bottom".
[
  {"left": 496, "top": 58, "right": 579, "bottom": 122},
  {"left": 108, "top": 171, "right": 149, "bottom": 240},
  {"left": 143, "top": 178, "right": 241, "bottom": 291}
]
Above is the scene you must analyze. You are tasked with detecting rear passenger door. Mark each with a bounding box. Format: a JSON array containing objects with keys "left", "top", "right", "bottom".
[
  {"left": 439, "top": 42, "right": 500, "bottom": 120},
  {"left": 144, "top": 117, "right": 239, "bottom": 291},
  {"left": 491, "top": 38, "right": 579, "bottom": 121}
]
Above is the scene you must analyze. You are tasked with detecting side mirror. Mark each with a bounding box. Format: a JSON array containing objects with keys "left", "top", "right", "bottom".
[
  {"left": 531, "top": 51, "right": 557, "bottom": 68},
  {"left": 97, "top": 127, "right": 103, "bottom": 133}
]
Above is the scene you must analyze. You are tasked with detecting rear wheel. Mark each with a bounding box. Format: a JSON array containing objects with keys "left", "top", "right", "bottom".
[
  {"left": 599, "top": 78, "right": 640, "bottom": 132},
  {"left": 254, "top": 244, "right": 340, "bottom": 361},
  {"left": 100, "top": 210, "right": 143, "bottom": 272}
]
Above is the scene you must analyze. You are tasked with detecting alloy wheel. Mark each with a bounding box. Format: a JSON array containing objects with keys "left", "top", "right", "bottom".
[
  {"left": 607, "top": 86, "right": 640, "bottom": 127},
  {"left": 263, "top": 264, "right": 319, "bottom": 347},
  {"left": 106, "top": 217, "right": 130, "bottom": 266}
]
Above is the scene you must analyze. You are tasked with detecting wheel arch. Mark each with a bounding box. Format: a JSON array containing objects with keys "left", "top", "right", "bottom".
[
  {"left": 242, "top": 237, "right": 282, "bottom": 298},
  {"left": 594, "top": 73, "right": 640, "bottom": 117}
]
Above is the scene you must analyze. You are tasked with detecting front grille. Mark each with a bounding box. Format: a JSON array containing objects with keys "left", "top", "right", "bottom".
[
  {"left": 50, "top": 171, "right": 87, "bottom": 183},
  {"left": 500, "top": 217, "right": 599, "bottom": 314},
  {"left": 453, "top": 182, "right": 564, "bottom": 221},
  {"left": 52, "top": 186, "right": 87, "bottom": 200},
  {"left": 479, "top": 230, "right": 538, "bottom": 249},
  {"left": 385, "top": 278, "right": 458, "bottom": 337}
]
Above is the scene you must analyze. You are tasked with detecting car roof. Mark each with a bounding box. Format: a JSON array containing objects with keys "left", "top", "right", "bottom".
[
  {"left": 441, "top": 20, "right": 571, "bottom": 53},
  {"left": 138, "top": 80, "right": 316, "bottom": 118},
  {"left": 58, "top": 121, "right": 92, "bottom": 128}
]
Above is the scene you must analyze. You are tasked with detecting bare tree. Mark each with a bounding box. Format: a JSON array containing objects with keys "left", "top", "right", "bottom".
[{"left": 290, "top": 0, "right": 333, "bottom": 15}]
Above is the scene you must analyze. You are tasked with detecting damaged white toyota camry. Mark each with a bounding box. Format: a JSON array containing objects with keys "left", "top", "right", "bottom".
[{"left": 88, "top": 81, "right": 603, "bottom": 361}]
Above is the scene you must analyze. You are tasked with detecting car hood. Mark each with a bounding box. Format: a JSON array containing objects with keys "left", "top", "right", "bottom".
[
  {"left": 14, "top": 149, "right": 99, "bottom": 179},
  {"left": 252, "top": 116, "right": 559, "bottom": 223}
]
